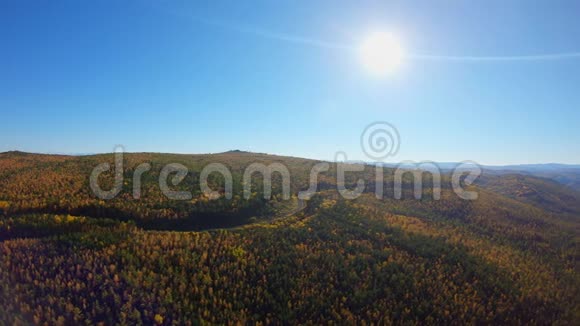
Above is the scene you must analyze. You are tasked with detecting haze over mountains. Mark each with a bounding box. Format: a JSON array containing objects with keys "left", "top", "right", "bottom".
[{"left": 377, "top": 161, "right": 580, "bottom": 191}]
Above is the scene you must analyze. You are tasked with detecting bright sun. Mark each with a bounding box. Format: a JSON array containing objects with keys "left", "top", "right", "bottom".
[{"left": 359, "top": 32, "right": 405, "bottom": 76}]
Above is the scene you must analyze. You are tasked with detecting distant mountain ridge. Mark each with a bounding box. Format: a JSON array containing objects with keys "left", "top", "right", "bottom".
[{"left": 377, "top": 161, "right": 580, "bottom": 191}]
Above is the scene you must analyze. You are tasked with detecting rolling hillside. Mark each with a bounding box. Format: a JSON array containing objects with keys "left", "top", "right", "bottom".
[
  {"left": 476, "top": 173, "right": 580, "bottom": 215},
  {"left": 0, "top": 151, "right": 579, "bottom": 324}
]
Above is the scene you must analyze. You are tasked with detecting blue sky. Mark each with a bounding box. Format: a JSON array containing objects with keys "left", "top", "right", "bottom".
[{"left": 1, "top": 0, "right": 579, "bottom": 165}]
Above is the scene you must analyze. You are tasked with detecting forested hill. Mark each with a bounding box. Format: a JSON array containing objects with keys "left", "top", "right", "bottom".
[
  {"left": 0, "top": 151, "right": 579, "bottom": 324},
  {"left": 476, "top": 173, "right": 580, "bottom": 215}
]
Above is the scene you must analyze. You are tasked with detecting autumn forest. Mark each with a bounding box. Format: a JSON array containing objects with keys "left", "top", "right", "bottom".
[{"left": 0, "top": 151, "right": 578, "bottom": 324}]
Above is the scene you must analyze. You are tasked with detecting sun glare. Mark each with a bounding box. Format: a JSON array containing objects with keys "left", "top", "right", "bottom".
[{"left": 359, "top": 31, "right": 405, "bottom": 77}]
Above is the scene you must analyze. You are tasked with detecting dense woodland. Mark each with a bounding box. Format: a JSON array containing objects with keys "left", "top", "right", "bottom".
[{"left": 0, "top": 151, "right": 578, "bottom": 324}]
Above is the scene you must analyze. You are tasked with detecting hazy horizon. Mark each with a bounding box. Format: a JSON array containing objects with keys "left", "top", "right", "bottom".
[{"left": 3, "top": 148, "right": 580, "bottom": 167}]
